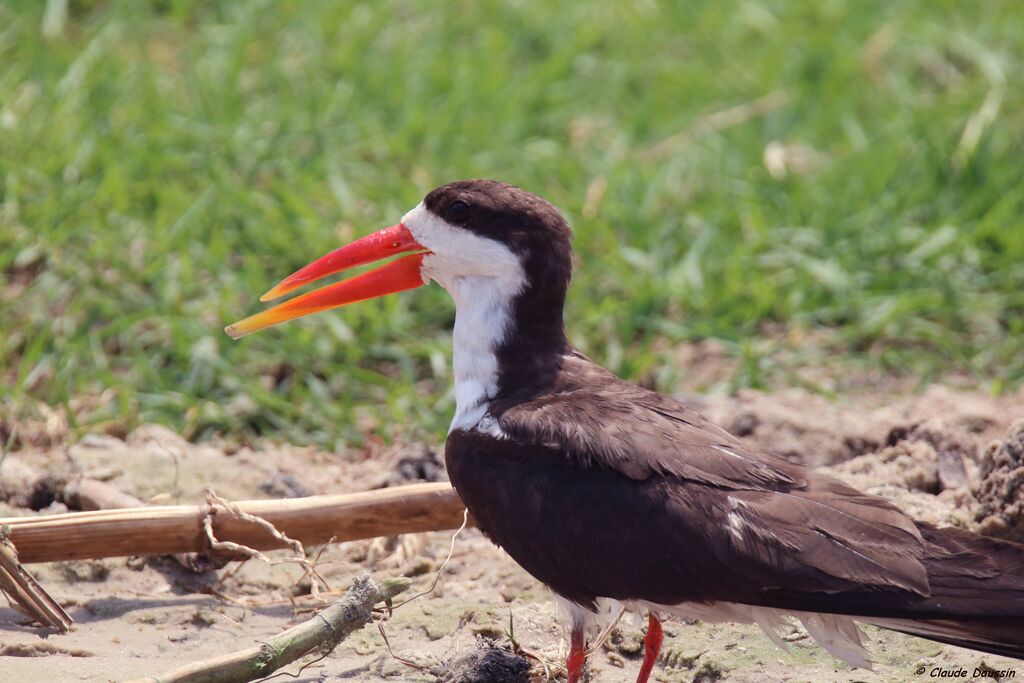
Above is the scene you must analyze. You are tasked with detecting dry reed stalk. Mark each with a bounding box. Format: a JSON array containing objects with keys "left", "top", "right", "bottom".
[{"left": 0, "top": 482, "right": 468, "bottom": 564}]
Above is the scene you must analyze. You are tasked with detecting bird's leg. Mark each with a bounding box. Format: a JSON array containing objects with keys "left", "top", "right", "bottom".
[
  {"left": 567, "top": 618, "right": 586, "bottom": 683},
  {"left": 636, "top": 611, "right": 664, "bottom": 683}
]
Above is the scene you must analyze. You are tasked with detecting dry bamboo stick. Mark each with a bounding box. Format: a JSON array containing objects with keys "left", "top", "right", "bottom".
[
  {"left": 0, "top": 482, "right": 467, "bottom": 564},
  {"left": 0, "top": 534, "right": 73, "bottom": 631},
  {"left": 125, "top": 574, "right": 410, "bottom": 683}
]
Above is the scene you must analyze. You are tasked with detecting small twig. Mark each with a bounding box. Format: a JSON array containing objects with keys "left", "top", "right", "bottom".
[
  {"left": 0, "top": 530, "right": 72, "bottom": 632},
  {"left": 387, "top": 507, "right": 468, "bottom": 611},
  {"left": 211, "top": 557, "right": 250, "bottom": 591},
  {"left": 126, "top": 574, "right": 410, "bottom": 683},
  {"left": 586, "top": 604, "right": 626, "bottom": 656}
]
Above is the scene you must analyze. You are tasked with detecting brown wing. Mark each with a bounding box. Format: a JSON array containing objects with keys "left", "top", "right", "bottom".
[
  {"left": 473, "top": 352, "right": 931, "bottom": 602},
  {"left": 446, "top": 427, "right": 931, "bottom": 611}
]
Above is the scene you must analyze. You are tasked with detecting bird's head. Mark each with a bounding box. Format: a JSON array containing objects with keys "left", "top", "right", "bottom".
[{"left": 226, "top": 179, "right": 572, "bottom": 339}]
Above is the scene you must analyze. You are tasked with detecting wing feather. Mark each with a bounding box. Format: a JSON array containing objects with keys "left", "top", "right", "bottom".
[{"left": 483, "top": 353, "right": 933, "bottom": 598}]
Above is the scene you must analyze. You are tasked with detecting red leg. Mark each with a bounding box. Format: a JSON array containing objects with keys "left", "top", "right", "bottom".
[
  {"left": 636, "top": 611, "right": 664, "bottom": 683},
  {"left": 567, "top": 620, "right": 586, "bottom": 683}
]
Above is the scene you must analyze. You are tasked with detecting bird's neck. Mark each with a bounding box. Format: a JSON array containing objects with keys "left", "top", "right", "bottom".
[{"left": 448, "top": 276, "right": 568, "bottom": 433}]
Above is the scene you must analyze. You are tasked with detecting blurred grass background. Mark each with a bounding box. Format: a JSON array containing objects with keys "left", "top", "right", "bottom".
[{"left": 2, "top": 0, "right": 1022, "bottom": 450}]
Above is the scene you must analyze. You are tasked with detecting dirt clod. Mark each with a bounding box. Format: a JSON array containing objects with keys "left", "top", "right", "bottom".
[
  {"left": 827, "top": 439, "right": 939, "bottom": 494},
  {"left": 909, "top": 419, "right": 973, "bottom": 490},
  {"left": 605, "top": 626, "right": 644, "bottom": 657},
  {"left": 259, "top": 472, "right": 313, "bottom": 498},
  {"left": 378, "top": 444, "right": 448, "bottom": 488},
  {"left": 55, "top": 560, "right": 111, "bottom": 583},
  {"left": 0, "top": 642, "right": 93, "bottom": 658},
  {"left": 974, "top": 420, "right": 1024, "bottom": 542},
  {"left": 435, "top": 641, "right": 531, "bottom": 683},
  {"left": 693, "top": 659, "right": 727, "bottom": 682}
]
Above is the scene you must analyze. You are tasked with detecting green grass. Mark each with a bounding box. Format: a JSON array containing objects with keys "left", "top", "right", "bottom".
[{"left": 2, "top": 0, "right": 1023, "bottom": 450}]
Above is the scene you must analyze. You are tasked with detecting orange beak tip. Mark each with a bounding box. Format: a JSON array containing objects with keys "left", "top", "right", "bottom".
[{"left": 259, "top": 281, "right": 292, "bottom": 302}]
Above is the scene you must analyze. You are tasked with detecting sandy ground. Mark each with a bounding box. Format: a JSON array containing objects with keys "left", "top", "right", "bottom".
[{"left": 2, "top": 383, "right": 1024, "bottom": 682}]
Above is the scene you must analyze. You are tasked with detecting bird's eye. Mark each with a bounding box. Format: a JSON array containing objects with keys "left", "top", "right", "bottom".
[{"left": 448, "top": 200, "right": 470, "bottom": 223}]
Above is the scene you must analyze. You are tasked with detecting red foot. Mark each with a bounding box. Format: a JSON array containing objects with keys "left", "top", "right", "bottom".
[
  {"left": 636, "top": 611, "right": 664, "bottom": 683},
  {"left": 567, "top": 622, "right": 586, "bottom": 683}
]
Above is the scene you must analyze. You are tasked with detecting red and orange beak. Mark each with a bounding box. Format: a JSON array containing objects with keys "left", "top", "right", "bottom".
[{"left": 225, "top": 223, "right": 428, "bottom": 339}]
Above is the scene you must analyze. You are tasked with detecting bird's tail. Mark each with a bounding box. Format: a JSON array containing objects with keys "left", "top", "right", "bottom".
[
  {"left": 866, "top": 523, "right": 1024, "bottom": 659},
  {"left": 870, "top": 616, "right": 1024, "bottom": 659}
]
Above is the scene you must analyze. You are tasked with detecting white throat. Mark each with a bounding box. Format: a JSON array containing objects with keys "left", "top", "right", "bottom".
[
  {"left": 400, "top": 202, "right": 527, "bottom": 433},
  {"left": 447, "top": 277, "right": 513, "bottom": 432}
]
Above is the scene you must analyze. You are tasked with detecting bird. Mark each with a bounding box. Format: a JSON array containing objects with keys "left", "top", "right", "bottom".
[{"left": 227, "top": 179, "right": 1024, "bottom": 682}]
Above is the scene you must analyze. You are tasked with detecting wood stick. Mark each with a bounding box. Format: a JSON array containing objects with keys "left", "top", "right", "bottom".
[
  {"left": 0, "top": 482, "right": 468, "bottom": 564},
  {"left": 0, "top": 534, "right": 72, "bottom": 631},
  {"left": 125, "top": 574, "right": 410, "bottom": 683}
]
